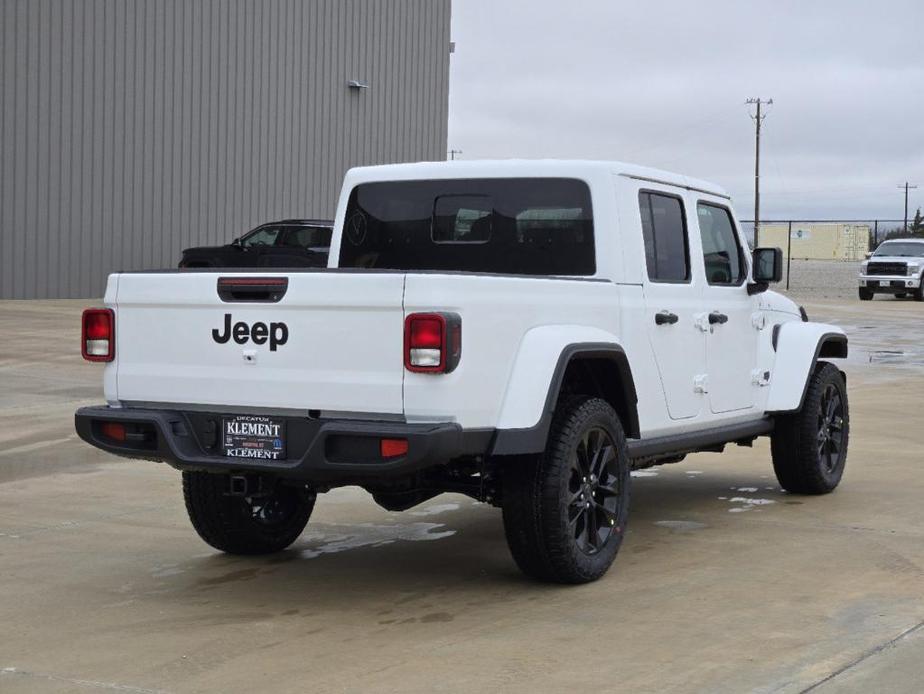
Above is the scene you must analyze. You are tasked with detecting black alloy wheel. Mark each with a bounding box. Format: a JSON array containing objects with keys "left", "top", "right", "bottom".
[
  {"left": 568, "top": 427, "right": 625, "bottom": 555},
  {"left": 816, "top": 383, "right": 846, "bottom": 475}
]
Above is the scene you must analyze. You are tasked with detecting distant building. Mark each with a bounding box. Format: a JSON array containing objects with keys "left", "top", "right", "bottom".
[{"left": 760, "top": 223, "right": 871, "bottom": 261}]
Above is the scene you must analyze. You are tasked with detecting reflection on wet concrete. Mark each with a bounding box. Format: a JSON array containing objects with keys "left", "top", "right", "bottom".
[
  {"left": 868, "top": 350, "right": 924, "bottom": 365},
  {"left": 811, "top": 299, "right": 924, "bottom": 377},
  {"left": 297, "top": 521, "right": 456, "bottom": 559}
]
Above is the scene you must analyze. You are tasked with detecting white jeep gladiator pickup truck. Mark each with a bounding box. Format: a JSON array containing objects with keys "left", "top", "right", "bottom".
[{"left": 76, "top": 160, "right": 850, "bottom": 584}]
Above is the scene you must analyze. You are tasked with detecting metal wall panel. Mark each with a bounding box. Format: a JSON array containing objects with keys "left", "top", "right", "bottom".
[{"left": 0, "top": 0, "right": 451, "bottom": 298}]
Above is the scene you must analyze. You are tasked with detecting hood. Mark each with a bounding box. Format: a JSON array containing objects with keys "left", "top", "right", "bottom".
[
  {"left": 758, "top": 289, "right": 801, "bottom": 318},
  {"left": 865, "top": 255, "right": 924, "bottom": 264}
]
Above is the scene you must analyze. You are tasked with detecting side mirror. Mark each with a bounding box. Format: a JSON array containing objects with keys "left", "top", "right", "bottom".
[
  {"left": 865, "top": 251, "right": 872, "bottom": 260},
  {"left": 748, "top": 247, "right": 783, "bottom": 294}
]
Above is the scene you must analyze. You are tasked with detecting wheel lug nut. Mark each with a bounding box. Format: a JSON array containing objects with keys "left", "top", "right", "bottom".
[
  {"left": 609, "top": 519, "right": 615, "bottom": 526},
  {"left": 585, "top": 501, "right": 591, "bottom": 508},
  {"left": 582, "top": 477, "right": 587, "bottom": 483}
]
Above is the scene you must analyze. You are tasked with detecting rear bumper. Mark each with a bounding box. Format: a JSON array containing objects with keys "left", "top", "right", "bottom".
[{"left": 75, "top": 405, "right": 491, "bottom": 482}]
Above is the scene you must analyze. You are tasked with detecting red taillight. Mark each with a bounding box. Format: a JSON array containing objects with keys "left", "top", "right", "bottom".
[
  {"left": 404, "top": 313, "right": 462, "bottom": 373},
  {"left": 82, "top": 308, "right": 115, "bottom": 362},
  {"left": 100, "top": 421, "right": 126, "bottom": 442},
  {"left": 380, "top": 438, "right": 409, "bottom": 458},
  {"left": 409, "top": 317, "right": 443, "bottom": 349}
]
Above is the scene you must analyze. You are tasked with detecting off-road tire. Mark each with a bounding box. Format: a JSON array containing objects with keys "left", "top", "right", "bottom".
[
  {"left": 502, "top": 397, "right": 630, "bottom": 584},
  {"left": 183, "top": 472, "right": 315, "bottom": 554},
  {"left": 915, "top": 279, "right": 924, "bottom": 301},
  {"left": 858, "top": 288, "right": 873, "bottom": 301},
  {"left": 771, "top": 362, "right": 849, "bottom": 495}
]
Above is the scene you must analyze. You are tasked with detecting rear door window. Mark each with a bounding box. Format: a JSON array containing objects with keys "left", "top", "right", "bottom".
[
  {"left": 638, "top": 192, "right": 690, "bottom": 282},
  {"left": 339, "top": 178, "right": 595, "bottom": 275}
]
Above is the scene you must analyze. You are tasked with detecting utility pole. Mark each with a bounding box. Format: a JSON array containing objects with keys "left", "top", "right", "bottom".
[
  {"left": 898, "top": 182, "right": 918, "bottom": 232},
  {"left": 448, "top": 149, "right": 463, "bottom": 161},
  {"left": 746, "top": 98, "right": 772, "bottom": 246}
]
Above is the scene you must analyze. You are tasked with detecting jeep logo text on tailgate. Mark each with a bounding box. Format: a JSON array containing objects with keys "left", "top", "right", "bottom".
[{"left": 212, "top": 313, "right": 289, "bottom": 351}]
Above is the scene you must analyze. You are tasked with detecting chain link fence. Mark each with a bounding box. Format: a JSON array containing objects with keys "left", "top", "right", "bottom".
[{"left": 738, "top": 219, "right": 912, "bottom": 300}]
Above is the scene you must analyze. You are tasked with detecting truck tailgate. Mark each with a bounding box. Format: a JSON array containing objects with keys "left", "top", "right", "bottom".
[{"left": 112, "top": 272, "right": 406, "bottom": 415}]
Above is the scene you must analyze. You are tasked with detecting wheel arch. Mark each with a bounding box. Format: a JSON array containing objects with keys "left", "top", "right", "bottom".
[
  {"left": 765, "top": 323, "right": 848, "bottom": 414},
  {"left": 491, "top": 332, "right": 639, "bottom": 456}
]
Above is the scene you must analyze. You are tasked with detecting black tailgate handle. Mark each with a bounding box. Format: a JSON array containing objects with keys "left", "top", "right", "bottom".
[{"left": 217, "top": 277, "right": 288, "bottom": 303}]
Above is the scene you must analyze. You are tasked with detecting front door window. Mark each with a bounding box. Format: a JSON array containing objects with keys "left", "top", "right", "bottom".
[{"left": 697, "top": 203, "right": 745, "bottom": 286}]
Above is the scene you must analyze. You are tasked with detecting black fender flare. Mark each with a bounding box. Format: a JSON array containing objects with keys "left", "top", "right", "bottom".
[{"left": 490, "top": 343, "right": 639, "bottom": 456}]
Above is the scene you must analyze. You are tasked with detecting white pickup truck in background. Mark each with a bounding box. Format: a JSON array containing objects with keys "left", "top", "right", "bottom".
[
  {"left": 858, "top": 237, "right": 924, "bottom": 301},
  {"left": 76, "top": 160, "right": 849, "bottom": 583}
]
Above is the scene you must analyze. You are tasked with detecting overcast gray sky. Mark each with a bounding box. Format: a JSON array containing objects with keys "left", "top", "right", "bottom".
[{"left": 448, "top": 0, "right": 924, "bottom": 222}]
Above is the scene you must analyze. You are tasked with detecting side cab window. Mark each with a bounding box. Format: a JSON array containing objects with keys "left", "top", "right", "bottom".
[
  {"left": 696, "top": 203, "right": 746, "bottom": 286},
  {"left": 638, "top": 191, "right": 690, "bottom": 283},
  {"left": 241, "top": 227, "right": 282, "bottom": 248}
]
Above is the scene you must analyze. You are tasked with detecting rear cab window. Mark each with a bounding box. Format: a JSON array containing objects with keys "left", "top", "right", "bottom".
[{"left": 338, "top": 178, "right": 595, "bottom": 275}]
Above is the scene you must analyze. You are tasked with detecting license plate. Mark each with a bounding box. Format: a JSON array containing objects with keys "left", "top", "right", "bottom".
[{"left": 222, "top": 415, "right": 286, "bottom": 460}]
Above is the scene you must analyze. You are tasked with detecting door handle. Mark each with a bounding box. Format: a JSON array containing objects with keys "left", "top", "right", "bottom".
[
  {"left": 655, "top": 311, "right": 679, "bottom": 325},
  {"left": 708, "top": 311, "right": 728, "bottom": 325}
]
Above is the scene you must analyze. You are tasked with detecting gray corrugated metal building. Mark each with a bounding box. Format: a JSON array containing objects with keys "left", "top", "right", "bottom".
[{"left": 0, "top": 0, "right": 451, "bottom": 299}]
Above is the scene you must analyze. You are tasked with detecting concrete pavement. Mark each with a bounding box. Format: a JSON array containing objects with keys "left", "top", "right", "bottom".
[{"left": 1, "top": 298, "right": 922, "bottom": 693}]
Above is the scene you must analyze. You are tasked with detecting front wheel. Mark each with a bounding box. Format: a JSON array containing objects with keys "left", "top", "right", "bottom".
[
  {"left": 183, "top": 472, "right": 315, "bottom": 554},
  {"left": 858, "top": 287, "right": 873, "bottom": 301},
  {"left": 915, "top": 280, "right": 924, "bottom": 301},
  {"left": 502, "top": 397, "right": 630, "bottom": 584},
  {"left": 771, "top": 362, "right": 849, "bottom": 494}
]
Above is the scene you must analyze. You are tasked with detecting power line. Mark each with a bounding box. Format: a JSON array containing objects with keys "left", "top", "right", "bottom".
[
  {"left": 898, "top": 182, "right": 918, "bottom": 231},
  {"left": 746, "top": 98, "right": 772, "bottom": 246}
]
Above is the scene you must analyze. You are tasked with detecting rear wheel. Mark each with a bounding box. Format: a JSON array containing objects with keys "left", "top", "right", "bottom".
[
  {"left": 771, "top": 363, "right": 849, "bottom": 494},
  {"left": 502, "top": 397, "right": 630, "bottom": 584},
  {"left": 183, "top": 472, "right": 315, "bottom": 554},
  {"left": 858, "top": 288, "right": 873, "bottom": 301}
]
